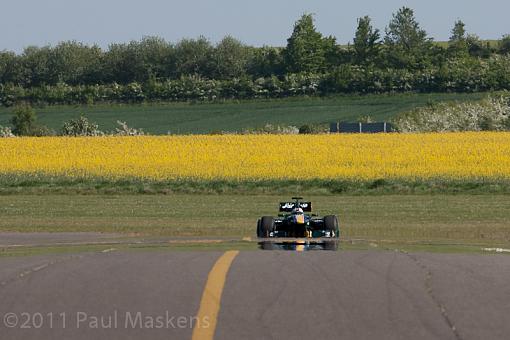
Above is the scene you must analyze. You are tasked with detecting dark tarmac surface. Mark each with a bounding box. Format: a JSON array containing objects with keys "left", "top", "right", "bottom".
[{"left": 0, "top": 235, "right": 509, "bottom": 339}]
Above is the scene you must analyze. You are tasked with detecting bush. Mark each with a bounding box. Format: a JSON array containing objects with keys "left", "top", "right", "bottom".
[
  {"left": 393, "top": 94, "right": 510, "bottom": 132},
  {"left": 299, "top": 124, "right": 328, "bottom": 134},
  {"left": 9, "top": 104, "right": 52, "bottom": 136},
  {"left": 357, "top": 115, "right": 374, "bottom": 123},
  {"left": 31, "top": 125, "right": 55, "bottom": 137},
  {"left": 0, "top": 125, "right": 15, "bottom": 137},
  {"left": 113, "top": 121, "right": 146, "bottom": 136},
  {"left": 61, "top": 115, "right": 103, "bottom": 136},
  {"left": 11, "top": 104, "right": 37, "bottom": 136},
  {"left": 242, "top": 124, "right": 299, "bottom": 134},
  {"left": 298, "top": 124, "right": 314, "bottom": 134}
]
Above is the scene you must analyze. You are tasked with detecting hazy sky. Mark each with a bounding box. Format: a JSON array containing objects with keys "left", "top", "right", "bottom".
[{"left": 2, "top": 0, "right": 509, "bottom": 52}]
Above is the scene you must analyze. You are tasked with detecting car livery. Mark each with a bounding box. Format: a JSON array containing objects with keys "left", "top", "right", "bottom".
[{"left": 256, "top": 197, "right": 339, "bottom": 239}]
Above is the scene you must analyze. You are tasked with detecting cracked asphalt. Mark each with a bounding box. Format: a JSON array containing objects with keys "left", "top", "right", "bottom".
[{"left": 0, "top": 239, "right": 509, "bottom": 339}]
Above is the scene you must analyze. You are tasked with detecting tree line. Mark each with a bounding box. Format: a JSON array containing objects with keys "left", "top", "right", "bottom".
[{"left": 1, "top": 7, "right": 510, "bottom": 105}]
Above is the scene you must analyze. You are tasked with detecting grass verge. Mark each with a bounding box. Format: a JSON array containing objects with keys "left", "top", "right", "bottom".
[
  {"left": 1, "top": 175, "right": 510, "bottom": 195},
  {"left": 1, "top": 194, "right": 509, "bottom": 245}
]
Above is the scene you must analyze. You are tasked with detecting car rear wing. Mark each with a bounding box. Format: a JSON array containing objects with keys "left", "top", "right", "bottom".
[{"left": 279, "top": 202, "right": 312, "bottom": 212}]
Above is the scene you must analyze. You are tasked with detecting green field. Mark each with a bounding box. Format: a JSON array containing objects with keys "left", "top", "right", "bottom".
[
  {"left": 1, "top": 194, "right": 509, "bottom": 246},
  {"left": 0, "top": 93, "right": 486, "bottom": 134}
]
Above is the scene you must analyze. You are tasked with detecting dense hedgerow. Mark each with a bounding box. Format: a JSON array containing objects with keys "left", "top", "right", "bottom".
[{"left": 1, "top": 55, "right": 509, "bottom": 106}]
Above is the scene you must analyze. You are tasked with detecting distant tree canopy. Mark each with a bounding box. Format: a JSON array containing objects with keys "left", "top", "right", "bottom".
[
  {"left": 283, "top": 14, "right": 337, "bottom": 73},
  {"left": 0, "top": 7, "right": 509, "bottom": 105},
  {"left": 212, "top": 36, "right": 250, "bottom": 79},
  {"left": 499, "top": 35, "right": 510, "bottom": 55},
  {"left": 353, "top": 16, "right": 381, "bottom": 65},
  {"left": 448, "top": 20, "right": 469, "bottom": 58},
  {"left": 383, "top": 7, "right": 434, "bottom": 69}
]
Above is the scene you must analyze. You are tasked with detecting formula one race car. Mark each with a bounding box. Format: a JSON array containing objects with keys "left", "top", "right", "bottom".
[{"left": 256, "top": 197, "right": 339, "bottom": 239}]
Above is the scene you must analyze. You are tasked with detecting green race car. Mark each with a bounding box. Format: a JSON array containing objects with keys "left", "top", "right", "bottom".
[{"left": 256, "top": 197, "right": 339, "bottom": 239}]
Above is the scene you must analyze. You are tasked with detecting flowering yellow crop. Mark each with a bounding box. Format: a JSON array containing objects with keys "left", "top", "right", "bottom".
[{"left": 0, "top": 132, "right": 509, "bottom": 181}]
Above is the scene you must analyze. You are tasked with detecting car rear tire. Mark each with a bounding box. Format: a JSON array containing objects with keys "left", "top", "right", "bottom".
[
  {"left": 324, "top": 215, "right": 339, "bottom": 237},
  {"left": 260, "top": 216, "right": 275, "bottom": 237}
]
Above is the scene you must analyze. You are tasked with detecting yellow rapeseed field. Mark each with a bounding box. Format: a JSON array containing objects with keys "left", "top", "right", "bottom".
[{"left": 0, "top": 132, "right": 509, "bottom": 181}]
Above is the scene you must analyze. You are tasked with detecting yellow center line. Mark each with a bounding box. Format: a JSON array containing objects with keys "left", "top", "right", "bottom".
[{"left": 192, "top": 250, "right": 239, "bottom": 340}]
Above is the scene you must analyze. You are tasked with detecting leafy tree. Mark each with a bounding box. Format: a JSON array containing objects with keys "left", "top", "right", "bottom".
[
  {"left": 322, "top": 36, "right": 344, "bottom": 68},
  {"left": 385, "top": 7, "right": 429, "bottom": 50},
  {"left": 499, "top": 35, "right": 510, "bottom": 55},
  {"left": 384, "top": 7, "right": 433, "bottom": 68},
  {"left": 353, "top": 16, "right": 381, "bottom": 65},
  {"left": 47, "top": 41, "right": 103, "bottom": 85},
  {"left": 450, "top": 20, "right": 466, "bottom": 42},
  {"left": 211, "top": 36, "right": 249, "bottom": 79},
  {"left": 102, "top": 37, "right": 174, "bottom": 84},
  {"left": 100, "top": 43, "right": 129, "bottom": 83},
  {"left": 19, "top": 46, "right": 52, "bottom": 86},
  {"left": 11, "top": 104, "right": 37, "bottom": 136},
  {"left": 448, "top": 20, "right": 468, "bottom": 58},
  {"left": 283, "top": 14, "right": 335, "bottom": 73},
  {"left": 466, "top": 34, "right": 492, "bottom": 58},
  {"left": 174, "top": 37, "right": 214, "bottom": 78},
  {"left": 246, "top": 46, "right": 285, "bottom": 77},
  {"left": 0, "top": 51, "right": 22, "bottom": 84},
  {"left": 136, "top": 36, "right": 175, "bottom": 80}
]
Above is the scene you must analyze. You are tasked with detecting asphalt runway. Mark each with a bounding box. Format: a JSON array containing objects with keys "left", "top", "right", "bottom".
[{"left": 1, "top": 239, "right": 509, "bottom": 339}]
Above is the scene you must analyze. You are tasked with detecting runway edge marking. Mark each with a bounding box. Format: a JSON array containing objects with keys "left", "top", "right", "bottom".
[{"left": 192, "top": 250, "right": 239, "bottom": 340}]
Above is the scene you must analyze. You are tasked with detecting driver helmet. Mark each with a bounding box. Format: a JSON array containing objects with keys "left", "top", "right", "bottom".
[{"left": 293, "top": 207, "right": 304, "bottom": 214}]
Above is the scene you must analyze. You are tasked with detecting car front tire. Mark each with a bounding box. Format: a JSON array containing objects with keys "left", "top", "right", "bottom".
[
  {"left": 324, "top": 215, "right": 339, "bottom": 237},
  {"left": 260, "top": 216, "right": 275, "bottom": 238}
]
